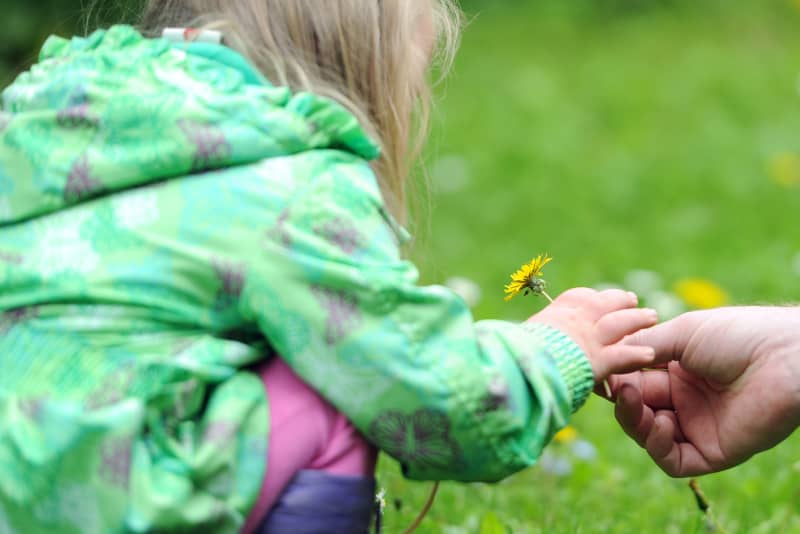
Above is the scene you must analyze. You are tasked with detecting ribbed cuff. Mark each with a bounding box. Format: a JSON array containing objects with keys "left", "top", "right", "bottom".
[{"left": 521, "top": 322, "right": 595, "bottom": 413}]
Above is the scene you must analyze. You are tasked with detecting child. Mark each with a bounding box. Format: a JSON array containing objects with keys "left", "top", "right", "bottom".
[{"left": 0, "top": 1, "right": 658, "bottom": 532}]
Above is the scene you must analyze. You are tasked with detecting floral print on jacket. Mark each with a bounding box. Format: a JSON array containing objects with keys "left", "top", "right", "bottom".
[{"left": 0, "top": 26, "right": 594, "bottom": 533}]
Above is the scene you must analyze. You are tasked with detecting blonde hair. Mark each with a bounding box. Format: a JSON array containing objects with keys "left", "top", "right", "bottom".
[{"left": 138, "top": 0, "right": 462, "bottom": 224}]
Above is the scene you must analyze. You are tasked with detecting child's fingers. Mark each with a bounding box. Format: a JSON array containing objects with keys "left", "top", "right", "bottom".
[
  {"left": 555, "top": 288, "right": 638, "bottom": 319},
  {"left": 595, "top": 308, "right": 659, "bottom": 345},
  {"left": 598, "top": 344, "right": 656, "bottom": 375},
  {"left": 584, "top": 289, "right": 639, "bottom": 318},
  {"left": 553, "top": 287, "right": 598, "bottom": 305}
]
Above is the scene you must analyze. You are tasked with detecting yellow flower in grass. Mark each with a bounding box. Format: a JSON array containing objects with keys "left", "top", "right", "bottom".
[
  {"left": 504, "top": 254, "right": 552, "bottom": 301},
  {"left": 554, "top": 425, "right": 578, "bottom": 444},
  {"left": 674, "top": 278, "right": 729, "bottom": 309},
  {"left": 767, "top": 151, "right": 800, "bottom": 188}
]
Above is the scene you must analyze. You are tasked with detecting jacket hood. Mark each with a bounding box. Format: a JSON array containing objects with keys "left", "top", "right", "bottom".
[{"left": 0, "top": 25, "right": 380, "bottom": 225}]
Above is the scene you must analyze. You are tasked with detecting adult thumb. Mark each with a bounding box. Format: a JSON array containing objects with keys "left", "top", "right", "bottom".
[{"left": 625, "top": 311, "right": 705, "bottom": 365}]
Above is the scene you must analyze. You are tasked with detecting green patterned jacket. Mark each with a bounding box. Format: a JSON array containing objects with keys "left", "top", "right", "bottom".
[{"left": 0, "top": 26, "right": 594, "bottom": 533}]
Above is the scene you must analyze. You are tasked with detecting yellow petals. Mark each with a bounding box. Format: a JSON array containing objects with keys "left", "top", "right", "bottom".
[
  {"left": 554, "top": 425, "right": 578, "bottom": 444},
  {"left": 767, "top": 151, "right": 800, "bottom": 188},
  {"left": 504, "top": 254, "right": 552, "bottom": 301},
  {"left": 673, "top": 278, "right": 728, "bottom": 309}
]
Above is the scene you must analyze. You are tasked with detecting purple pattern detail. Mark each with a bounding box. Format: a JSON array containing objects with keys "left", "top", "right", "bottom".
[
  {"left": 212, "top": 259, "right": 246, "bottom": 298},
  {"left": 64, "top": 154, "right": 104, "bottom": 202},
  {"left": 0, "top": 306, "right": 39, "bottom": 335},
  {"left": 266, "top": 210, "right": 292, "bottom": 247},
  {"left": 315, "top": 217, "right": 364, "bottom": 255},
  {"left": 212, "top": 259, "right": 247, "bottom": 311},
  {"left": 18, "top": 398, "right": 46, "bottom": 420},
  {"left": 177, "top": 119, "right": 231, "bottom": 171},
  {"left": 85, "top": 361, "right": 135, "bottom": 411},
  {"left": 99, "top": 437, "right": 133, "bottom": 489},
  {"left": 368, "top": 409, "right": 463, "bottom": 470},
  {"left": 56, "top": 103, "right": 99, "bottom": 129},
  {"left": 476, "top": 376, "right": 510, "bottom": 417},
  {"left": 311, "top": 285, "right": 361, "bottom": 345},
  {"left": 0, "top": 251, "right": 23, "bottom": 265}
]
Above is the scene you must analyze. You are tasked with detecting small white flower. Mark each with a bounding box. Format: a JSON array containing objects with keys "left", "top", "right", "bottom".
[
  {"left": 430, "top": 154, "right": 471, "bottom": 194},
  {"left": 445, "top": 276, "right": 482, "bottom": 308},
  {"left": 624, "top": 269, "right": 663, "bottom": 295},
  {"left": 538, "top": 450, "right": 572, "bottom": 477},
  {"left": 646, "top": 290, "right": 686, "bottom": 320},
  {"left": 792, "top": 252, "right": 800, "bottom": 276},
  {"left": 571, "top": 439, "right": 597, "bottom": 462},
  {"left": 375, "top": 488, "right": 386, "bottom": 515}
]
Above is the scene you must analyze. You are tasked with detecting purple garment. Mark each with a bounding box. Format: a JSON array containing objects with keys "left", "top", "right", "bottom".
[{"left": 258, "top": 470, "right": 376, "bottom": 534}]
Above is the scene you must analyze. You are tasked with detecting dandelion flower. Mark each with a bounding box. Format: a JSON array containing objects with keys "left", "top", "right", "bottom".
[
  {"left": 674, "top": 278, "right": 728, "bottom": 309},
  {"left": 504, "top": 254, "right": 552, "bottom": 301},
  {"left": 554, "top": 425, "right": 578, "bottom": 444},
  {"left": 767, "top": 151, "right": 800, "bottom": 188}
]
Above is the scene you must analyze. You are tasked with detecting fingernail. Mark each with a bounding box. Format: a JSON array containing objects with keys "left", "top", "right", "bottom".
[
  {"left": 627, "top": 291, "right": 638, "bottom": 303},
  {"left": 638, "top": 308, "right": 656, "bottom": 320}
]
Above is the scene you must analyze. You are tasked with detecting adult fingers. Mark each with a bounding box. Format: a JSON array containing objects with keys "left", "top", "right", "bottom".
[
  {"left": 595, "top": 307, "right": 659, "bottom": 345},
  {"left": 614, "top": 382, "right": 655, "bottom": 448},
  {"left": 645, "top": 412, "right": 711, "bottom": 477},
  {"left": 624, "top": 311, "right": 706, "bottom": 364},
  {"left": 656, "top": 409, "right": 686, "bottom": 442}
]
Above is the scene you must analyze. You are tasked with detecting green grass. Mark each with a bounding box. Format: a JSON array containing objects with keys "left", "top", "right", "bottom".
[
  {"left": 2, "top": 2, "right": 799, "bottom": 531},
  {"left": 381, "top": 1, "right": 800, "bottom": 532}
]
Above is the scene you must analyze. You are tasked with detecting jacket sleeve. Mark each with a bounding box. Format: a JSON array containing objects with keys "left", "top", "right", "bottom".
[{"left": 242, "top": 151, "right": 595, "bottom": 482}]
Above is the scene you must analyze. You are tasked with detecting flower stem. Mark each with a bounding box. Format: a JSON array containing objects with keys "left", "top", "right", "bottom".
[
  {"left": 542, "top": 290, "right": 554, "bottom": 303},
  {"left": 688, "top": 479, "right": 728, "bottom": 533}
]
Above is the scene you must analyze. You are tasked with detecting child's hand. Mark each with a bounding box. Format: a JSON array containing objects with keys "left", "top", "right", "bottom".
[{"left": 528, "top": 288, "right": 658, "bottom": 382}]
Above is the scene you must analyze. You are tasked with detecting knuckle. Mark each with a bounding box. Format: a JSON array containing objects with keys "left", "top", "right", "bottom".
[{"left": 558, "top": 287, "right": 595, "bottom": 301}]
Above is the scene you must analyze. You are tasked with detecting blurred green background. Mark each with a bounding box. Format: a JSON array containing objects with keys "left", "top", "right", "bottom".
[{"left": 3, "top": 0, "right": 800, "bottom": 532}]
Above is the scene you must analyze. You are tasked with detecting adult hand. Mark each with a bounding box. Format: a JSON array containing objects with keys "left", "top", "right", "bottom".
[{"left": 612, "top": 307, "right": 800, "bottom": 476}]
